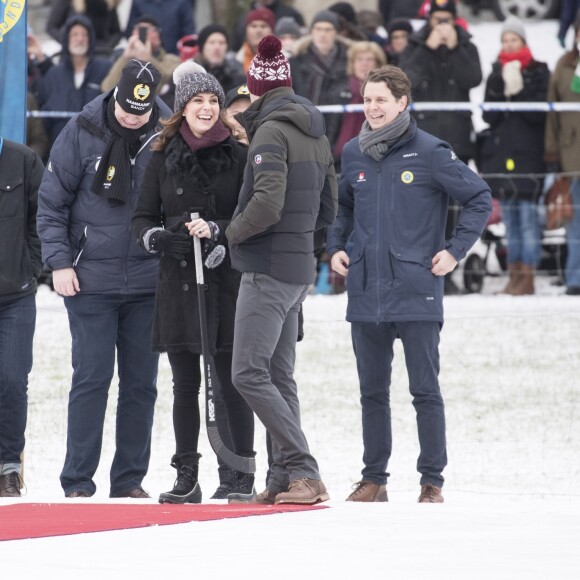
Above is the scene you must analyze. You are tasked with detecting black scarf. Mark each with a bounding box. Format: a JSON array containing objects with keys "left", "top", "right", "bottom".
[{"left": 91, "top": 98, "right": 159, "bottom": 204}]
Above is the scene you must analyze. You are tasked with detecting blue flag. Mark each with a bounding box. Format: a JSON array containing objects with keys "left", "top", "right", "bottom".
[{"left": 0, "top": 0, "right": 28, "bottom": 143}]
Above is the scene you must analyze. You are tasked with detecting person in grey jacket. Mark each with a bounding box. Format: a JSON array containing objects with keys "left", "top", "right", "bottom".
[
  {"left": 0, "top": 139, "right": 44, "bottom": 498},
  {"left": 37, "top": 59, "right": 171, "bottom": 499},
  {"left": 327, "top": 65, "right": 492, "bottom": 504},
  {"left": 226, "top": 36, "right": 338, "bottom": 505}
]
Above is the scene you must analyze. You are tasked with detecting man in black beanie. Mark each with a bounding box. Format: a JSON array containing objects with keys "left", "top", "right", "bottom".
[
  {"left": 37, "top": 59, "right": 172, "bottom": 499},
  {"left": 194, "top": 24, "right": 246, "bottom": 94}
]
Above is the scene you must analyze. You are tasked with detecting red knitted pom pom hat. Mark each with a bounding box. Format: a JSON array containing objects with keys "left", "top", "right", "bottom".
[{"left": 247, "top": 35, "right": 292, "bottom": 97}]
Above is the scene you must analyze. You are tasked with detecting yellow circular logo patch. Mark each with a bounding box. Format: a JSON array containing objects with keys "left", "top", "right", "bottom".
[
  {"left": 0, "top": 0, "right": 26, "bottom": 42},
  {"left": 133, "top": 84, "right": 150, "bottom": 101},
  {"left": 401, "top": 171, "right": 414, "bottom": 184}
]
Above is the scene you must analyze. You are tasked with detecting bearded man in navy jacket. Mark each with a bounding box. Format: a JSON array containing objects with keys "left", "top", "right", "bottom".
[{"left": 327, "top": 65, "right": 492, "bottom": 504}]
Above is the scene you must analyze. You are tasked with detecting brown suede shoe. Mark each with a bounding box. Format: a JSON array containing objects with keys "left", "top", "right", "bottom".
[
  {"left": 418, "top": 483, "right": 444, "bottom": 503},
  {"left": 0, "top": 472, "right": 23, "bottom": 497},
  {"left": 275, "top": 478, "right": 329, "bottom": 505},
  {"left": 346, "top": 480, "right": 388, "bottom": 502},
  {"left": 112, "top": 487, "right": 151, "bottom": 499}
]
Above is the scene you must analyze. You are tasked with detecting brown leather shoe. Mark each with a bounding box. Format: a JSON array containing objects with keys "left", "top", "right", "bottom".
[
  {"left": 346, "top": 480, "right": 388, "bottom": 502},
  {"left": 65, "top": 489, "right": 92, "bottom": 498},
  {"left": 0, "top": 472, "right": 23, "bottom": 497},
  {"left": 275, "top": 478, "right": 329, "bottom": 505},
  {"left": 418, "top": 483, "right": 444, "bottom": 503},
  {"left": 112, "top": 487, "right": 151, "bottom": 499}
]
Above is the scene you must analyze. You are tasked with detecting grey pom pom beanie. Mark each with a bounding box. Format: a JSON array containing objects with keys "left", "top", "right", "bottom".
[{"left": 173, "top": 61, "right": 226, "bottom": 112}]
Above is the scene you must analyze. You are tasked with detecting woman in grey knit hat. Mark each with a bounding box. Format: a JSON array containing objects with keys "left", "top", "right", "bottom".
[{"left": 132, "top": 62, "right": 255, "bottom": 504}]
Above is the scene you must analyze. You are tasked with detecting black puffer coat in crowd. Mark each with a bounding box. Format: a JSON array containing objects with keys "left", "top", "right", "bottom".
[
  {"left": 132, "top": 133, "right": 247, "bottom": 355},
  {"left": 400, "top": 24, "right": 482, "bottom": 160},
  {"left": 479, "top": 59, "right": 550, "bottom": 202}
]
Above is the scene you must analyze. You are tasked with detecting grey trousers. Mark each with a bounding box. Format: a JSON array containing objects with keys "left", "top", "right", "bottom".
[{"left": 231, "top": 272, "right": 320, "bottom": 491}]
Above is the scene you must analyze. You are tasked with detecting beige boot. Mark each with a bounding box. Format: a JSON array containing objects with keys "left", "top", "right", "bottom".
[
  {"left": 511, "top": 264, "right": 535, "bottom": 295},
  {"left": 497, "top": 262, "right": 523, "bottom": 295}
]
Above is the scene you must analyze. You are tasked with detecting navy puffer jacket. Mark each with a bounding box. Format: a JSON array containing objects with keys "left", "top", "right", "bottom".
[{"left": 37, "top": 92, "right": 171, "bottom": 294}]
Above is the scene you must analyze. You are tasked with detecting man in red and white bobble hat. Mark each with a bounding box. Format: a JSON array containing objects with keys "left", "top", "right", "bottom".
[{"left": 226, "top": 35, "right": 338, "bottom": 506}]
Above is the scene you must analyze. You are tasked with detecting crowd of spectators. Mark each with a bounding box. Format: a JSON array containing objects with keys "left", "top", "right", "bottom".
[{"left": 24, "top": 0, "right": 580, "bottom": 296}]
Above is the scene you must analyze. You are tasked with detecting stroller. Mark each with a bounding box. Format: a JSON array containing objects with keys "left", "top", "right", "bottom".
[{"left": 456, "top": 198, "right": 567, "bottom": 294}]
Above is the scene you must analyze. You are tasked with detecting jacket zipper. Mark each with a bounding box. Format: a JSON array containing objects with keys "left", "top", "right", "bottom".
[
  {"left": 73, "top": 226, "right": 88, "bottom": 267},
  {"left": 375, "top": 160, "right": 382, "bottom": 324}
]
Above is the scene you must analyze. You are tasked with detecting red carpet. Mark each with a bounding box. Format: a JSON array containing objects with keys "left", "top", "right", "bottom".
[{"left": 0, "top": 502, "right": 326, "bottom": 541}]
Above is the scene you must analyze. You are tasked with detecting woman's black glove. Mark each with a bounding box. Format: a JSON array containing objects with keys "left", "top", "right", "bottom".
[{"left": 149, "top": 229, "right": 192, "bottom": 260}]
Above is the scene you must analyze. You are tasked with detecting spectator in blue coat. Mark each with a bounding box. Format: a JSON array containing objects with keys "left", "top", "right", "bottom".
[
  {"left": 126, "top": 0, "right": 195, "bottom": 55},
  {"left": 37, "top": 59, "right": 171, "bottom": 499},
  {"left": 37, "top": 14, "right": 112, "bottom": 152},
  {"left": 327, "top": 65, "right": 492, "bottom": 504}
]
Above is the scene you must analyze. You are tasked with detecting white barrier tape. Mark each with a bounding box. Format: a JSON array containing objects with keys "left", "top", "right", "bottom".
[
  {"left": 26, "top": 102, "right": 580, "bottom": 119},
  {"left": 318, "top": 102, "right": 580, "bottom": 113}
]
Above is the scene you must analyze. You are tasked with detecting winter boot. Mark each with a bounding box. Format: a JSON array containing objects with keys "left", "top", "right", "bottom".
[
  {"left": 159, "top": 455, "right": 202, "bottom": 504},
  {"left": 275, "top": 478, "right": 329, "bottom": 505},
  {"left": 227, "top": 471, "right": 256, "bottom": 503},
  {"left": 418, "top": 483, "right": 444, "bottom": 503},
  {"left": 345, "top": 480, "right": 388, "bottom": 502},
  {"left": 211, "top": 482, "right": 234, "bottom": 500},
  {"left": 497, "top": 262, "right": 523, "bottom": 295},
  {"left": 511, "top": 264, "right": 535, "bottom": 295},
  {"left": 211, "top": 467, "right": 234, "bottom": 499}
]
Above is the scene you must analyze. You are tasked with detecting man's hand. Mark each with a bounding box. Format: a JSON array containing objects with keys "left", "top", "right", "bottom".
[
  {"left": 426, "top": 26, "right": 446, "bottom": 50},
  {"left": 331, "top": 250, "right": 350, "bottom": 277},
  {"left": 27, "top": 32, "right": 46, "bottom": 62},
  {"left": 441, "top": 23, "right": 458, "bottom": 49},
  {"left": 123, "top": 34, "right": 152, "bottom": 61},
  {"left": 426, "top": 22, "right": 457, "bottom": 50},
  {"left": 53, "top": 268, "right": 80, "bottom": 296},
  {"left": 431, "top": 250, "right": 458, "bottom": 276}
]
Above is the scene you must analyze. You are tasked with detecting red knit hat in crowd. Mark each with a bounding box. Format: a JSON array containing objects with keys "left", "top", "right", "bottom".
[
  {"left": 247, "top": 35, "right": 292, "bottom": 97},
  {"left": 245, "top": 7, "right": 276, "bottom": 31}
]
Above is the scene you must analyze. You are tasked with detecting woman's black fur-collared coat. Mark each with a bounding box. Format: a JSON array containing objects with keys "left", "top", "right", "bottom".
[{"left": 132, "top": 133, "right": 247, "bottom": 354}]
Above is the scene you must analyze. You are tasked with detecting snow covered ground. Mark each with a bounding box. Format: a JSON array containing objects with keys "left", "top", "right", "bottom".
[
  {"left": 2, "top": 17, "right": 578, "bottom": 580},
  {"left": 3, "top": 273, "right": 580, "bottom": 578}
]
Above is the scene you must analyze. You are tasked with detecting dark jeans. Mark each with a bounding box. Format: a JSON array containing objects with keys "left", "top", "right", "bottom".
[
  {"left": 351, "top": 320, "right": 447, "bottom": 487},
  {"left": 168, "top": 350, "right": 254, "bottom": 465},
  {"left": 0, "top": 294, "right": 35, "bottom": 466},
  {"left": 61, "top": 293, "right": 159, "bottom": 496}
]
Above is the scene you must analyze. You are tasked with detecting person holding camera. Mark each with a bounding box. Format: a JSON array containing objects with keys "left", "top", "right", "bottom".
[
  {"left": 399, "top": 0, "right": 482, "bottom": 295},
  {"left": 101, "top": 15, "right": 180, "bottom": 99}
]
